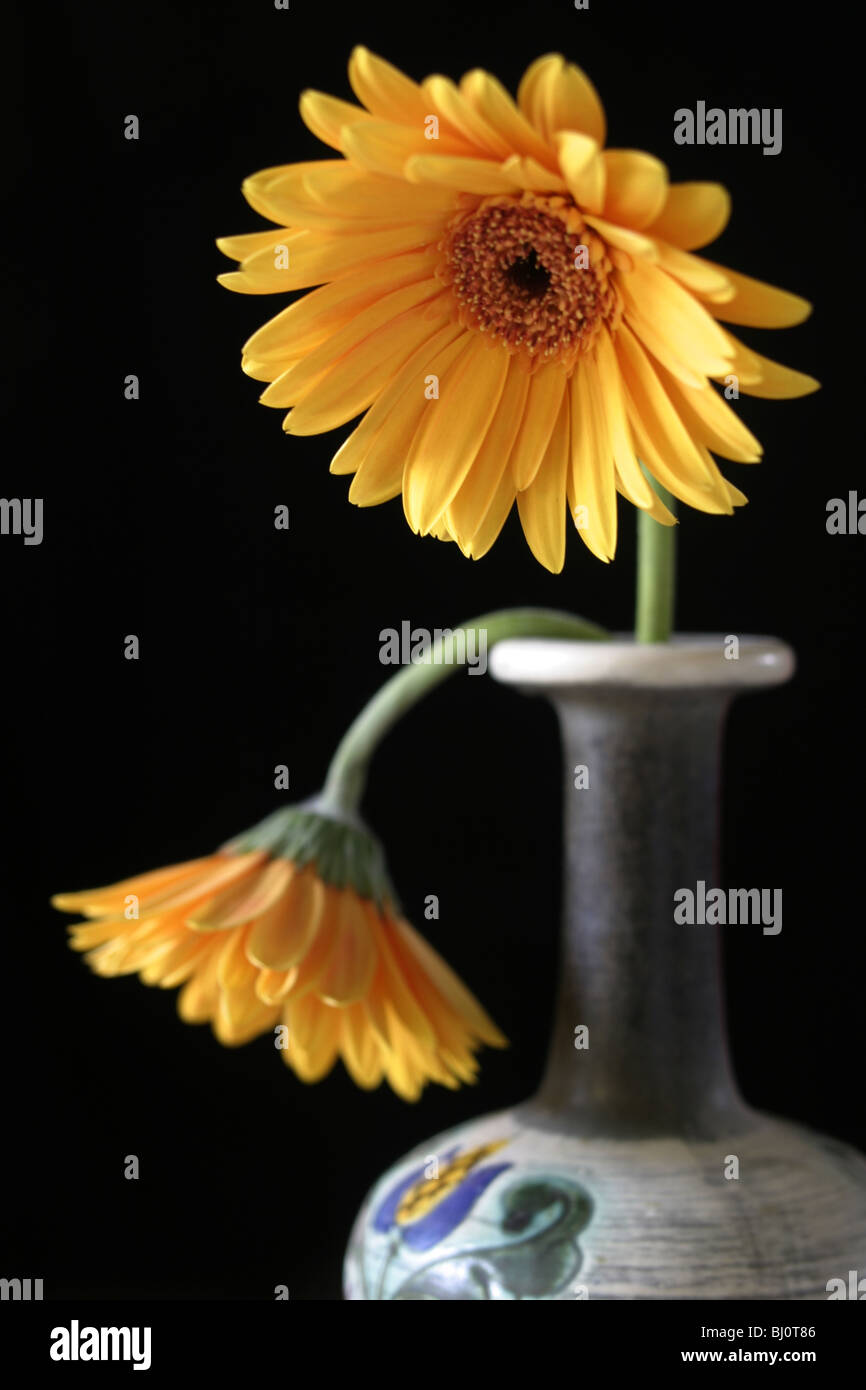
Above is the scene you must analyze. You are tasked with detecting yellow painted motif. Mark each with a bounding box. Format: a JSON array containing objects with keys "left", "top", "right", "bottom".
[{"left": 395, "top": 1140, "right": 510, "bottom": 1225}]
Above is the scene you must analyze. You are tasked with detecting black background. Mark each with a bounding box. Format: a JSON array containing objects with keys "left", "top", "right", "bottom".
[{"left": 4, "top": 0, "right": 864, "bottom": 1301}]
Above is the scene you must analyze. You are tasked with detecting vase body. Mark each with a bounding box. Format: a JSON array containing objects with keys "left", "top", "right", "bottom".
[{"left": 344, "top": 637, "right": 866, "bottom": 1300}]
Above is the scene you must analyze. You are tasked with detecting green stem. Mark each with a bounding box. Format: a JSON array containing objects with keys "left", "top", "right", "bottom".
[
  {"left": 320, "top": 607, "right": 609, "bottom": 815},
  {"left": 634, "top": 478, "right": 678, "bottom": 643}
]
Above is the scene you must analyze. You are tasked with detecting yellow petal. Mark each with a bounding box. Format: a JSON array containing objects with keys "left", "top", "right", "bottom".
[
  {"left": 341, "top": 118, "right": 474, "bottom": 177},
  {"left": 340, "top": 1003, "right": 384, "bottom": 1089},
  {"left": 615, "top": 323, "right": 734, "bottom": 513},
  {"left": 404, "top": 153, "right": 521, "bottom": 194},
  {"left": 301, "top": 163, "right": 459, "bottom": 221},
  {"left": 568, "top": 356, "right": 618, "bottom": 561},
  {"left": 646, "top": 182, "right": 731, "bottom": 250},
  {"left": 380, "top": 1044, "right": 425, "bottom": 1102},
  {"left": 52, "top": 857, "right": 219, "bottom": 919},
  {"left": 177, "top": 940, "right": 224, "bottom": 1023},
  {"left": 285, "top": 890, "right": 341, "bottom": 1000},
  {"left": 298, "top": 89, "right": 373, "bottom": 152},
  {"left": 500, "top": 153, "right": 567, "bottom": 193},
  {"left": 242, "top": 354, "right": 299, "bottom": 383},
  {"left": 348, "top": 46, "right": 434, "bottom": 125},
  {"left": 238, "top": 160, "right": 455, "bottom": 232},
  {"left": 213, "top": 989, "right": 280, "bottom": 1047},
  {"left": 363, "top": 910, "right": 436, "bottom": 1049},
  {"left": 88, "top": 920, "right": 179, "bottom": 977},
  {"left": 698, "top": 446, "right": 749, "bottom": 509},
  {"left": 439, "top": 1048, "right": 482, "bottom": 1086},
  {"left": 460, "top": 68, "right": 557, "bottom": 168},
  {"left": 144, "top": 934, "right": 214, "bottom": 989},
  {"left": 255, "top": 967, "right": 298, "bottom": 1005},
  {"left": 216, "top": 271, "right": 279, "bottom": 297},
  {"left": 284, "top": 989, "right": 337, "bottom": 1057},
  {"left": 222, "top": 224, "right": 441, "bottom": 294},
  {"left": 392, "top": 919, "right": 506, "bottom": 1048},
  {"left": 216, "top": 227, "right": 297, "bottom": 261},
  {"left": 593, "top": 327, "right": 664, "bottom": 514},
  {"left": 659, "top": 368, "right": 763, "bottom": 463},
  {"left": 241, "top": 249, "right": 439, "bottom": 367},
  {"left": 602, "top": 150, "right": 669, "bottom": 230},
  {"left": 285, "top": 1013, "right": 342, "bottom": 1083},
  {"left": 282, "top": 294, "right": 452, "bottom": 436},
  {"left": 260, "top": 279, "right": 443, "bottom": 407},
  {"left": 314, "top": 890, "right": 378, "bottom": 1006},
  {"left": 518, "top": 54, "right": 606, "bottom": 146},
  {"left": 402, "top": 336, "right": 510, "bottom": 533},
  {"left": 135, "top": 852, "right": 266, "bottom": 926},
  {"left": 697, "top": 262, "right": 813, "bottom": 328},
  {"left": 654, "top": 243, "right": 735, "bottom": 301},
  {"left": 190, "top": 858, "right": 294, "bottom": 931},
  {"left": 509, "top": 364, "right": 567, "bottom": 489},
  {"left": 446, "top": 356, "right": 530, "bottom": 548},
  {"left": 457, "top": 462, "right": 517, "bottom": 560},
  {"left": 239, "top": 163, "right": 357, "bottom": 232},
  {"left": 339, "top": 324, "right": 466, "bottom": 499},
  {"left": 584, "top": 215, "right": 658, "bottom": 261},
  {"left": 68, "top": 918, "right": 130, "bottom": 950},
  {"left": 394, "top": 1019, "right": 459, "bottom": 1088},
  {"left": 246, "top": 867, "right": 326, "bottom": 971},
  {"left": 620, "top": 259, "right": 734, "bottom": 385},
  {"left": 614, "top": 468, "right": 677, "bottom": 525},
  {"left": 423, "top": 75, "right": 513, "bottom": 158},
  {"left": 715, "top": 335, "right": 820, "bottom": 399},
  {"left": 517, "top": 389, "right": 570, "bottom": 572},
  {"left": 554, "top": 131, "right": 605, "bottom": 214},
  {"left": 215, "top": 925, "right": 258, "bottom": 991},
  {"left": 240, "top": 160, "right": 341, "bottom": 223},
  {"left": 386, "top": 965, "right": 478, "bottom": 1080}
]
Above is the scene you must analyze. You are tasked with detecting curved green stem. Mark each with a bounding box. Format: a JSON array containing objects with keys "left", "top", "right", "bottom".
[
  {"left": 320, "top": 607, "right": 609, "bottom": 815},
  {"left": 634, "top": 478, "right": 678, "bottom": 644}
]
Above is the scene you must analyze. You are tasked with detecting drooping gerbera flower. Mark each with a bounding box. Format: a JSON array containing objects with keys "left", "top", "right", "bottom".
[
  {"left": 52, "top": 802, "right": 505, "bottom": 1100},
  {"left": 217, "top": 47, "right": 818, "bottom": 572}
]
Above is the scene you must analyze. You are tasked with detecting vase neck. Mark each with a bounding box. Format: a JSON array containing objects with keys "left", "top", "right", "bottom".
[{"left": 525, "top": 686, "right": 753, "bottom": 1140}]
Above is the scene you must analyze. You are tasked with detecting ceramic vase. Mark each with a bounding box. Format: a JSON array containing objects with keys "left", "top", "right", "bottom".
[{"left": 344, "top": 637, "right": 866, "bottom": 1300}]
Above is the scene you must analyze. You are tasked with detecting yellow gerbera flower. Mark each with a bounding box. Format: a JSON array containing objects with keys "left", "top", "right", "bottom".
[
  {"left": 52, "top": 804, "right": 505, "bottom": 1101},
  {"left": 218, "top": 46, "right": 818, "bottom": 572}
]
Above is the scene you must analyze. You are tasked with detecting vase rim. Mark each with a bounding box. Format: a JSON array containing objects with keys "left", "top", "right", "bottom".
[{"left": 489, "top": 634, "right": 795, "bottom": 690}]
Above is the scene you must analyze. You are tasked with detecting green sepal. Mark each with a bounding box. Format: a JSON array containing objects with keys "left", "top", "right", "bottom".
[{"left": 223, "top": 800, "right": 399, "bottom": 912}]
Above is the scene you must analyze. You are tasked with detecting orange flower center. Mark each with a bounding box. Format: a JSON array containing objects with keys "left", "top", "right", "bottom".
[{"left": 438, "top": 192, "right": 623, "bottom": 371}]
